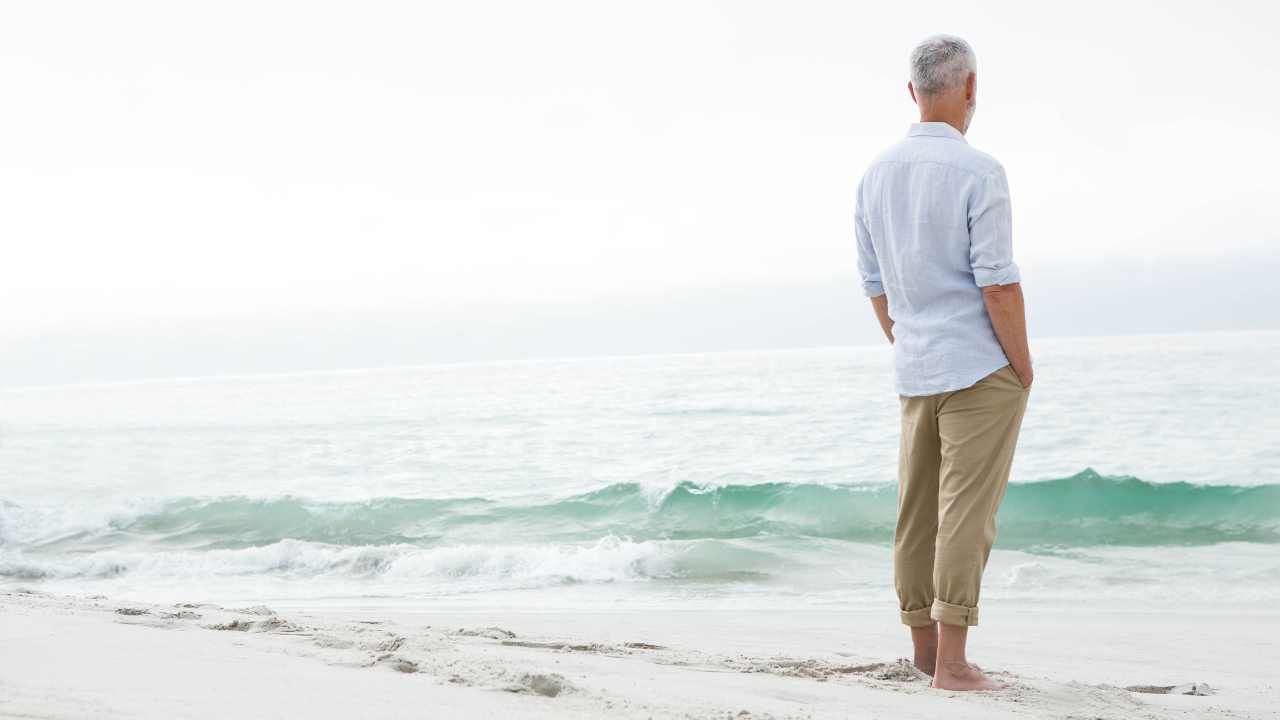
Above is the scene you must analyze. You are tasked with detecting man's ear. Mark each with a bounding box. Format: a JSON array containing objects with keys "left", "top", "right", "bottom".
[
  {"left": 908, "top": 81, "right": 918, "bottom": 105},
  {"left": 966, "top": 72, "right": 976, "bottom": 101}
]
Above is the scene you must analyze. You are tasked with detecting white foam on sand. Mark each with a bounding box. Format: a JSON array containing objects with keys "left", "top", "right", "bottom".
[{"left": 1, "top": 590, "right": 1274, "bottom": 720}]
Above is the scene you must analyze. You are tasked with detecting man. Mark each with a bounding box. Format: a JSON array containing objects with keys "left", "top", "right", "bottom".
[{"left": 854, "top": 34, "right": 1032, "bottom": 692}]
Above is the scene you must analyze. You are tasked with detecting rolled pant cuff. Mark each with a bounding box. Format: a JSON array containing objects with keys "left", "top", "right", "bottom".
[
  {"left": 899, "top": 606, "right": 934, "bottom": 627},
  {"left": 931, "top": 599, "right": 979, "bottom": 626}
]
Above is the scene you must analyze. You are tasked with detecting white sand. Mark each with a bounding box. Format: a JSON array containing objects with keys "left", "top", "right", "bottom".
[{"left": 1, "top": 590, "right": 1274, "bottom": 719}]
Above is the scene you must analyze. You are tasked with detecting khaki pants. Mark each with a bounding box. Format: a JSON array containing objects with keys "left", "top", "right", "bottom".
[{"left": 896, "top": 364, "right": 1029, "bottom": 627}]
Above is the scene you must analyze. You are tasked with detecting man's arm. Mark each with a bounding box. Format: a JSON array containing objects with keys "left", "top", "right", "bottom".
[
  {"left": 854, "top": 182, "right": 894, "bottom": 344},
  {"left": 982, "top": 282, "right": 1032, "bottom": 388},
  {"left": 870, "top": 294, "right": 894, "bottom": 344},
  {"left": 969, "top": 166, "right": 1032, "bottom": 388}
]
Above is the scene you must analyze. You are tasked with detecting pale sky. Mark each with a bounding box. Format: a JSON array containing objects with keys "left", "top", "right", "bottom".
[{"left": 2, "top": 1, "right": 1277, "bottom": 382}]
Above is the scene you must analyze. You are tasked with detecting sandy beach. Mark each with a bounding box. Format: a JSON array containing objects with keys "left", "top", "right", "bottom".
[{"left": 2, "top": 590, "right": 1273, "bottom": 719}]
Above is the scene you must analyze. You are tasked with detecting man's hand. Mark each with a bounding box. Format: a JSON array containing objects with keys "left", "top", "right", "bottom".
[
  {"left": 1011, "top": 360, "right": 1034, "bottom": 389},
  {"left": 981, "top": 282, "right": 1033, "bottom": 389},
  {"left": 870, "top": 294, "right": 894, "bottom": 344}
]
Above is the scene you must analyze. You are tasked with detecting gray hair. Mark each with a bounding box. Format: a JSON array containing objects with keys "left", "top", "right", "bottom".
[{"left": 909, "top": 35, "right": 976, "bottom": 95}]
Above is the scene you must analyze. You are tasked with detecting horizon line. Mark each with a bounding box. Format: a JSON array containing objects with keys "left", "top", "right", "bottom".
[{"left": 7, "top": 327, "right": 1276, "bottom": 393}]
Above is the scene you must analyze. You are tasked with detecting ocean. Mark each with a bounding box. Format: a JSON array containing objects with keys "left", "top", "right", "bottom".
[{"left": 2, "top": 331, "right": 1277, "bottom": 609}]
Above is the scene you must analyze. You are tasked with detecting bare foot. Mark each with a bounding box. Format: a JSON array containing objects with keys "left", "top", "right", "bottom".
[{"left": 931, "top": 661, "right": 1005, "bottom": 691}]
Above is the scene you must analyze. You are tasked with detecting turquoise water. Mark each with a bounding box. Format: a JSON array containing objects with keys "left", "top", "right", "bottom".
[
  {"left": 2, "top": 331, "right": 1277, "bottom": 605},
  {"left": 8, "top": 469, "right": 1279, "bottom": 552}
]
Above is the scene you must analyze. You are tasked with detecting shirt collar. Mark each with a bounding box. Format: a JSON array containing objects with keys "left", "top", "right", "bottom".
[{"left": 908, "top": 121, "right": 967, "bottom": 143}]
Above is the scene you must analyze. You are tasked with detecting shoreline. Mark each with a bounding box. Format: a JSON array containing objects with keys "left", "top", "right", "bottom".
[{"left": 2, "top": 590, "right": 1273, "bottom": 719}]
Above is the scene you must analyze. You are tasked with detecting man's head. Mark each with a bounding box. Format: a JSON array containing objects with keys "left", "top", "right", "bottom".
[{"left": 907, "top": 35, "right": 978, "bottom": 133}]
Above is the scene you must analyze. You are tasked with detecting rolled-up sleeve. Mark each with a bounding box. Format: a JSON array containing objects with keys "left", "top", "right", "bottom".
[
  {"left": 968, "top": 166, "right": 1021, "bottom": 287},
  {"left": 854, "top": 189, "right": 884, "bottom": 298}
]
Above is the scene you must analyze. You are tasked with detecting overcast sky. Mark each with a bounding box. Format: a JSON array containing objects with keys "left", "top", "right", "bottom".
[{"left": 2, "top": 0, "right": 1277, "bottom": 383}]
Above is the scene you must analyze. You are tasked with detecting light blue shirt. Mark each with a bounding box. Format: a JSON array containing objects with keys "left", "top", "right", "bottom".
[{"left": 855, "top": 122, "right": 1020, "bottom": 397}]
